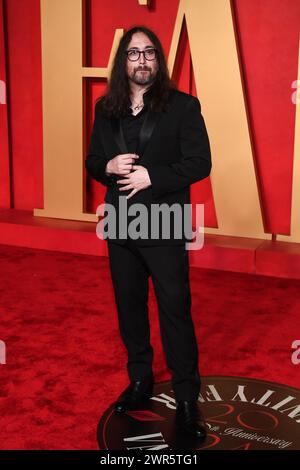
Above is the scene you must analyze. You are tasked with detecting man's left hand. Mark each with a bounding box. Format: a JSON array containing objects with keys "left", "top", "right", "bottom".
[{"left": 117, "top": 165, "right": 151, "bottom": 199}]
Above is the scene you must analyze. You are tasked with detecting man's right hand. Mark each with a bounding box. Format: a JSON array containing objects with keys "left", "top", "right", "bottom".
[{"left": 105, "top": 153, "right": 139, "bottom": 176}]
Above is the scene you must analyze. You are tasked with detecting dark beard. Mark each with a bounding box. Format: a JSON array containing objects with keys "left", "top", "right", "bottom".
[{"left": 129, "top": 69, "right": 156, "bottom": 85}]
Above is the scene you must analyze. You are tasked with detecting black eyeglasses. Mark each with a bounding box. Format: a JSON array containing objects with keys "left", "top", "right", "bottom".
[{"left": 125, "top": 48, "right": 157, "bottom": 62}]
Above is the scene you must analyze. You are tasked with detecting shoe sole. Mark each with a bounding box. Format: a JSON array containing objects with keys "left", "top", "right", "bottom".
[{"left": 175, "top": 420, "right": 207, "bottom": 439}]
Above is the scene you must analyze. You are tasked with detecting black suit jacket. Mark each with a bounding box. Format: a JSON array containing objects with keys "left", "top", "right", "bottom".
[{"left": 85, "top": 89, "right": 212, "bottom": 246}]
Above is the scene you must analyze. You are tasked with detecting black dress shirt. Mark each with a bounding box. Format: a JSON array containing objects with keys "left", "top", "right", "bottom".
[
  {"left": 121, "top": 87, "right": 153, "bottom": 154},
  {"left": 104, "top": 88, "right": 152, "bottom": 179}
]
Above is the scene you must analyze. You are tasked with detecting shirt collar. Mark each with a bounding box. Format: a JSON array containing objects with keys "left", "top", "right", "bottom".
[{"left": 142, "top": 86, "right": 153, "bottom": 104}]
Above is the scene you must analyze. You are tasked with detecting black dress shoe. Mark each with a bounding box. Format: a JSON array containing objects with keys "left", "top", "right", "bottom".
[
  {"left": 175, "top": 400, "right": 207, "bottom": 439},
  {"left": 114, "top": 373, "right": 154, "bottom": 413}
]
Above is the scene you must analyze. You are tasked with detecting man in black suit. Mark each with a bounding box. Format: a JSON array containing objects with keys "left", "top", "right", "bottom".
[{"left": 85, "top": 26, "right": 211, "bottom": 439}]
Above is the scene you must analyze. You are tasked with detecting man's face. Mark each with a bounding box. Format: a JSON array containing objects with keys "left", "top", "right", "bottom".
[{"left": 126, "top": 32, "right": 158, "bottom": 87}]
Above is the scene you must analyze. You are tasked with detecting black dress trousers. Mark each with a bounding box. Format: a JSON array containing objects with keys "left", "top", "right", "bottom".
[{"left": 107, "top": 238, "right": 201, "bottom": 402}]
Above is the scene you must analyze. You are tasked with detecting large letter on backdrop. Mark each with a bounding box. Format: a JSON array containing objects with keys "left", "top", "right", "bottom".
[
  {"left": 278, "top": 38, "right": 300, "bottom": 243},
  {"left": 167, "top": 0, "right": 269, "bottom": 239},
  {"left": 34, "top": 0, "right": 87, "bottom": 220},
  {"left": 35, "top": 0, "right": 123, "bottom": 222}
]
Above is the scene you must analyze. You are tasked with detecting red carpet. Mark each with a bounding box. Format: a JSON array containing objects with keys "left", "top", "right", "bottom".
[{"left": 0, "top": 243, "right": 299, "bottom": 450}]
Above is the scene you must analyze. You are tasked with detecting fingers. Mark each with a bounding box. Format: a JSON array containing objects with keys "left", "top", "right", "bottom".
[
  {"left": 118, "top": 154, "right": 139, "bottom": 174},
  {"left": 119, "top": 153, "right": 139, "bottom": 162},
  {"left": 126, "top": 188, "right": 138, "bottom": 199},
  {"left": 120, "top": 162, "right": 141, "bottom": 174},
  {"left": 116, "top": 179, "right": 139, "bottom": 198},
  {"left": 117, "top": 178, "right": 131, "bottom": 184},
  {"left": 119, "top": 184, "right": 132, "bottom": 191}
]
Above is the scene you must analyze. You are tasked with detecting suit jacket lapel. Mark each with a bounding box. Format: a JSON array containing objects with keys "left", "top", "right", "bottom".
[
  {"left": 110, "top": 109, "right": 161, "bottom": 157},
  {"left": 136, "top": 110, "right": 161, "bottom": 157}
]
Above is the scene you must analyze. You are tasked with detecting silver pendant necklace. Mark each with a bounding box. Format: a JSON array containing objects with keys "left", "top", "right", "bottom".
[{"left": 132, "top": 102, "right": 144, "bottom": 111}]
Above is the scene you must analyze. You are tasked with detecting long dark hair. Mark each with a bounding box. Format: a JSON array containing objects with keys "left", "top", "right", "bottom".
[{"left": 97, "top": 26, "right": 177, "bottom": 118}]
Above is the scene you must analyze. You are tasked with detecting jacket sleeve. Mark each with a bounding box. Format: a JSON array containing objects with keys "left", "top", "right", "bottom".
[
  {"left": 146, "top": 96, "right": 211, "bottom": 199},
  {"left": 85, "top": 102, "right": 114, "bottom": 187}
]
